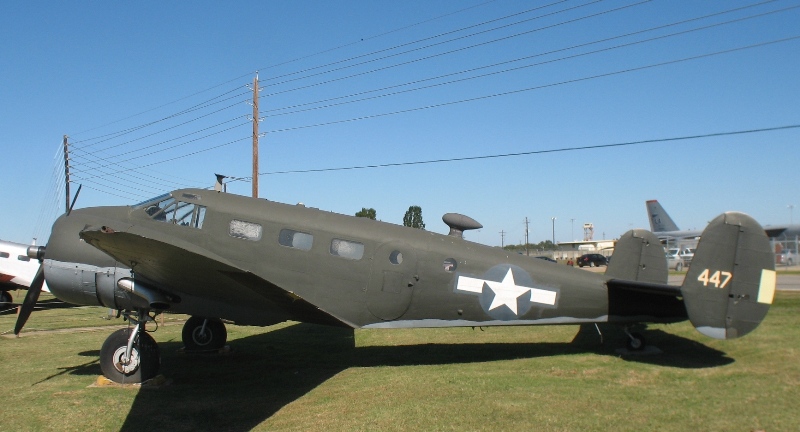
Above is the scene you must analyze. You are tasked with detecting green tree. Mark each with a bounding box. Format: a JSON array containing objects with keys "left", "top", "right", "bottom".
[
  {"left": 355, "top": 207, "right": 376, "bottom": 220},
  {"left": 403, "top": 205, "right": 425, "bottom": 229}
]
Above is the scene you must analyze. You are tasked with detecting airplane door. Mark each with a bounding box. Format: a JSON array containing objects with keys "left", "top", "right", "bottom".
[{"left": 367, "top": 242, "right": 418, "bottom": 321}]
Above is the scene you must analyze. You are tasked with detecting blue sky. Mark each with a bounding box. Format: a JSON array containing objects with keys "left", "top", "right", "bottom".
[{"left": 1, "top": 0, "right": 798, "bottom": 247}]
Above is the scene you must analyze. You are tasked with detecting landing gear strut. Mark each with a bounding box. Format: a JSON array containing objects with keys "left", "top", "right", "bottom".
[
  {"left": 99, "top": 310, "right": 160, "bottom": 384},
  {"left": 182, "top": 316, "right": 227, "bottom": 351},
  {"left": 624, "top": 326, "right": 646, "bottom": 351},
  {"left": 1, "top": 290, "right": 12, "bottom": 305}
]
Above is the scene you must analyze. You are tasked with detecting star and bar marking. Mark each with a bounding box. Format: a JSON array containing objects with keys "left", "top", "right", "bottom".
[{"left": 456, "top": 267, "right": 557, "bottom": 316}]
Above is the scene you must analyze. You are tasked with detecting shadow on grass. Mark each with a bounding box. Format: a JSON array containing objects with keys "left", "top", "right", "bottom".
[
  {"left": 108, "top": 322, "right": 731, "bottom": 431},
  {"left": 0, "top": 297, "right": 75, "bottom": 315}
]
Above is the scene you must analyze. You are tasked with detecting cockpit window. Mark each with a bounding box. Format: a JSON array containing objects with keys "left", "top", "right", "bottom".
[
  {"left": 144, "top": 197, "right": 206, "bottom": 228},
  {"left": 134, "top": 193, "right": 171, "bottom": 209}
]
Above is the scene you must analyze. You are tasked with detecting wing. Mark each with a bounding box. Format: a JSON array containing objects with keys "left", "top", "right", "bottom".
[{"left": 79, "top": 228, "right": 350, "bottom": 327}]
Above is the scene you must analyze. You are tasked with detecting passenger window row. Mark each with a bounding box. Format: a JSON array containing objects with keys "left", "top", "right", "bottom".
[{"left": 230, "top": 222, "right": 365, "bottom": 261}]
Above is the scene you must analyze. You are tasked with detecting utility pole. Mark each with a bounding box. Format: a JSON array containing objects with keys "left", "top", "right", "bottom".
[
  {"left": 551, "top": 217, "right": 557, "bottom": 248},
  {"left": 570, "top": 218, "right": 575, "bottom": 241},
  {"left": 252, "top": 73, "right": 260, "bottom": 198},
  {"left": 524, "top": 217, "right": 529, "bottom": 256},
  {"left": 63, "top": 135, "right": 71, "bottom": 213},
  {"left": 499, "top": 230, "right": 506, "bottom": 248}
]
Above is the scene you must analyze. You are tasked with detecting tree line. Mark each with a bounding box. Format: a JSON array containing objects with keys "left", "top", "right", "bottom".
[{"left": 355, "top": 206, "right": 425, "bottom": 229}]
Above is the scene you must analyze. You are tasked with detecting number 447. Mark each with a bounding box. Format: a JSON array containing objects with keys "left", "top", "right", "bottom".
[{"left": 697, "top": 269, "right": 732, "bottom": 289}]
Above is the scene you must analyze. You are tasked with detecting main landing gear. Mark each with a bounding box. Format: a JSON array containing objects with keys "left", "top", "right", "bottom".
[
  {"left": 624, "top": 326, "right": 646, "bottom": 352},
  {"left": 97, "top": 311, "right": 229, "bottom": 384},
  {"left": 181, "top": 316, "right": 227, "bottom": 351}
]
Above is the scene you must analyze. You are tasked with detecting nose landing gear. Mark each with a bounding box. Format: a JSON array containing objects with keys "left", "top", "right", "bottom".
[{"left": 99, "top": 310, "right": 160, "bottom": 384}]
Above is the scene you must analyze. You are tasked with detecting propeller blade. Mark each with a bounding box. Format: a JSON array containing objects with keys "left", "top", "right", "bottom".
[{"left": 14, "top": 263, "right": 44, "bottom": 335}]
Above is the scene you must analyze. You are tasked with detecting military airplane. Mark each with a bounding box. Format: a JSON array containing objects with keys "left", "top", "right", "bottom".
[
  {"left": 645, "top": 200, "right": 702, "bottom": 242},
  {"left": 647, "top": 199, "right": 800, "bottom": 241},
  {"left": 15, "top": 189, "right": 776, "bottom": 384}
]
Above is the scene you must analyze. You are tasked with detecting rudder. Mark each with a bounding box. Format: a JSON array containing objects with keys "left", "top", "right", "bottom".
[{"left": 681, "top": 212, "right": 775, "bottom": 339}]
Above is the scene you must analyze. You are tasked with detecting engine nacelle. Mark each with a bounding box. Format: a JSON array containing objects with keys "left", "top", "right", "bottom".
[{"left": 45, "top": 260, "right": 176, "bottom": 311}]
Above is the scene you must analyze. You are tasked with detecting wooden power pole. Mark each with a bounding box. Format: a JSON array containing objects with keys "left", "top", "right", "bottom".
[
  {"left": 63, "top": 135, "right": 71, "bottom": 213},
  {"left": 252, "top": 73, "right": 260, "bottom": 198}
]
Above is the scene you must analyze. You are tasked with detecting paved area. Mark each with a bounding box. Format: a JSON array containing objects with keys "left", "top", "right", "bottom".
[
  {"left": 668, "top": 272, "right": 799, "bottom": 290},
  {"left": 577, "top": 265, "right": 800, "bottom": 290}
]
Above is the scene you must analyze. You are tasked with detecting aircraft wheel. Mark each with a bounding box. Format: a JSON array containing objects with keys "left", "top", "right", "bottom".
[
  {"left": 676, "top": 262, "right": 683, "bottom": 272},
  {"left": 182, "top": 316, "right": 227, "bottom": 351},
  {"left": 626, "top": 332, "right": 646, "bottom": 351},
  {"left": 0, "top": 291, "right": 12, "bottom": 306},
  {"left": 100, "top": 328, "right": 160, "bottom": 384}
]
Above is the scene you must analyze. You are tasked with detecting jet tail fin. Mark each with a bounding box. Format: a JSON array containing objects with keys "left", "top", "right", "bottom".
[
  {"left": 646, "top": 200, "right": 679, "bottom": 232},
  {"left": 681, "top": 212, "right": 775, "bottom": 339}
]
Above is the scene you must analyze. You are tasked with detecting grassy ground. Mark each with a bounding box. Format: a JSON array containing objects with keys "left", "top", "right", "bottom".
[{"left": 1, "top": 293, "right": 798, "bottom": 431}]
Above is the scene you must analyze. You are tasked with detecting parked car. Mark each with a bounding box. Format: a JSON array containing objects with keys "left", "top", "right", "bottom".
[
  {"left": 667, "top": 247, "right": 694, "bottom": 267},
  {"left": 680, "top": 248, "right": 695, "bottom": 266},
  {"left": 776, "top": 250, "right": 797, "bottom": 265},
  {"left": 577, "top": 254, "right": 607, "bottom": 267},
  {"left": 666, "top": 253, "right": 685, "bottom": 271}
]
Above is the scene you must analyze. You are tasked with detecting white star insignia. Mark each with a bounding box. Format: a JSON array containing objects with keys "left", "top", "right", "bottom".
[
  {"left": 456, "top": 268, "right": 557, "bottom": 316},
  {"left": 485, "top": 268, "right": 530, "bottom": 314}
]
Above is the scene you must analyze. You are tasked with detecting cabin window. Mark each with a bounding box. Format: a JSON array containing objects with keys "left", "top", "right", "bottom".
[
  {"left": 279, "top": 229, "right": 313, "bottom": 251},
  {"left": 18, "top": 255, "right": 30, "bottom": 262},
  {"left": 330, "top": 239, "right": 364, "bottom": 260},
  {"left": 389, "top": 250, "right": 403, "bottom": 265},
  {"left": 0, "top": 252, "right": 8, "bottom": 258},
  {"left": 443, "top": 258, "right": 457, "bottom": 272},
  {"left": 230, "top": 220, "right": 262, "bottom": 241}
]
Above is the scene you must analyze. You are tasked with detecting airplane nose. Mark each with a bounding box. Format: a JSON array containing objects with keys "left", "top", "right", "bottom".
[{"left": 43, "top": 211, "right": 125, "bottom": 307}]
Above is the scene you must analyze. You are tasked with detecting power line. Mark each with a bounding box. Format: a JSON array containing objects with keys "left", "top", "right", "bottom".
[
  {"left": 261, "top": 1, "right": 791, "bottom": 116},
  {"left": 250, "top": 36, "right": 800, "bottom": 137},
  {"left": 248, "top": 124, "right": 800, "bottom": 176},
  {"left": 263, "top": 0, "right": 637, "bottom": 90},
  {"left": 264, "top": 0, "right": 576, "bottom": 83},
  {"left": 256, "top": 0, "right": 503, "bottom": 73},
  {"left": 82, "top": 34, "right": 800, "bottom": 183},
  {"left": 67, "top": 0, "right": 505, "bottom": 144}
]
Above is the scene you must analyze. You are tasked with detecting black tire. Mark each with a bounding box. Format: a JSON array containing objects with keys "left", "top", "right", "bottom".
[
  {"left": 0, "top": 291, "right": 12, "bottom": 305},
  {"left": 626, "top": 332, "right": 646, "bottom": 351},
  {"left": 182, "top": 316, "right": 227, "bottom": 351},
  {"left": 100, "top": 327, "right": 160, "bottom": 384}
]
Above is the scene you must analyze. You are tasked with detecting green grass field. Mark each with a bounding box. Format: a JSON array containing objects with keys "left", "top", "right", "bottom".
[{"left": 2, "top": 292, "right": 798, "bottom": 431}]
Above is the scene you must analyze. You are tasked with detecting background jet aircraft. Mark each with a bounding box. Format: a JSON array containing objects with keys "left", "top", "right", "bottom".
[
  {"left": 15, "top": 189, "right": 776, "bottom": 384},
  {"left": 645, "top": 200, "right": 702, "bottom": 242},
  {"left": 0, "top": 239, "right": 50, "bottom": 308},
  {"left": 647, "top": 199, "right": 800, "bottom": 242}
]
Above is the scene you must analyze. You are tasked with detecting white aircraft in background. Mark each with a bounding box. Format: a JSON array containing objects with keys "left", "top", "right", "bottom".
[
  {"left": 645, "top": 200, "right": 702, "bottom": 242},
  {"left": 647, "top": 200, "right": 800, "bottom": 241},
  {"left": 1, "top": 239, "right": 50, "bottom": 308}
]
